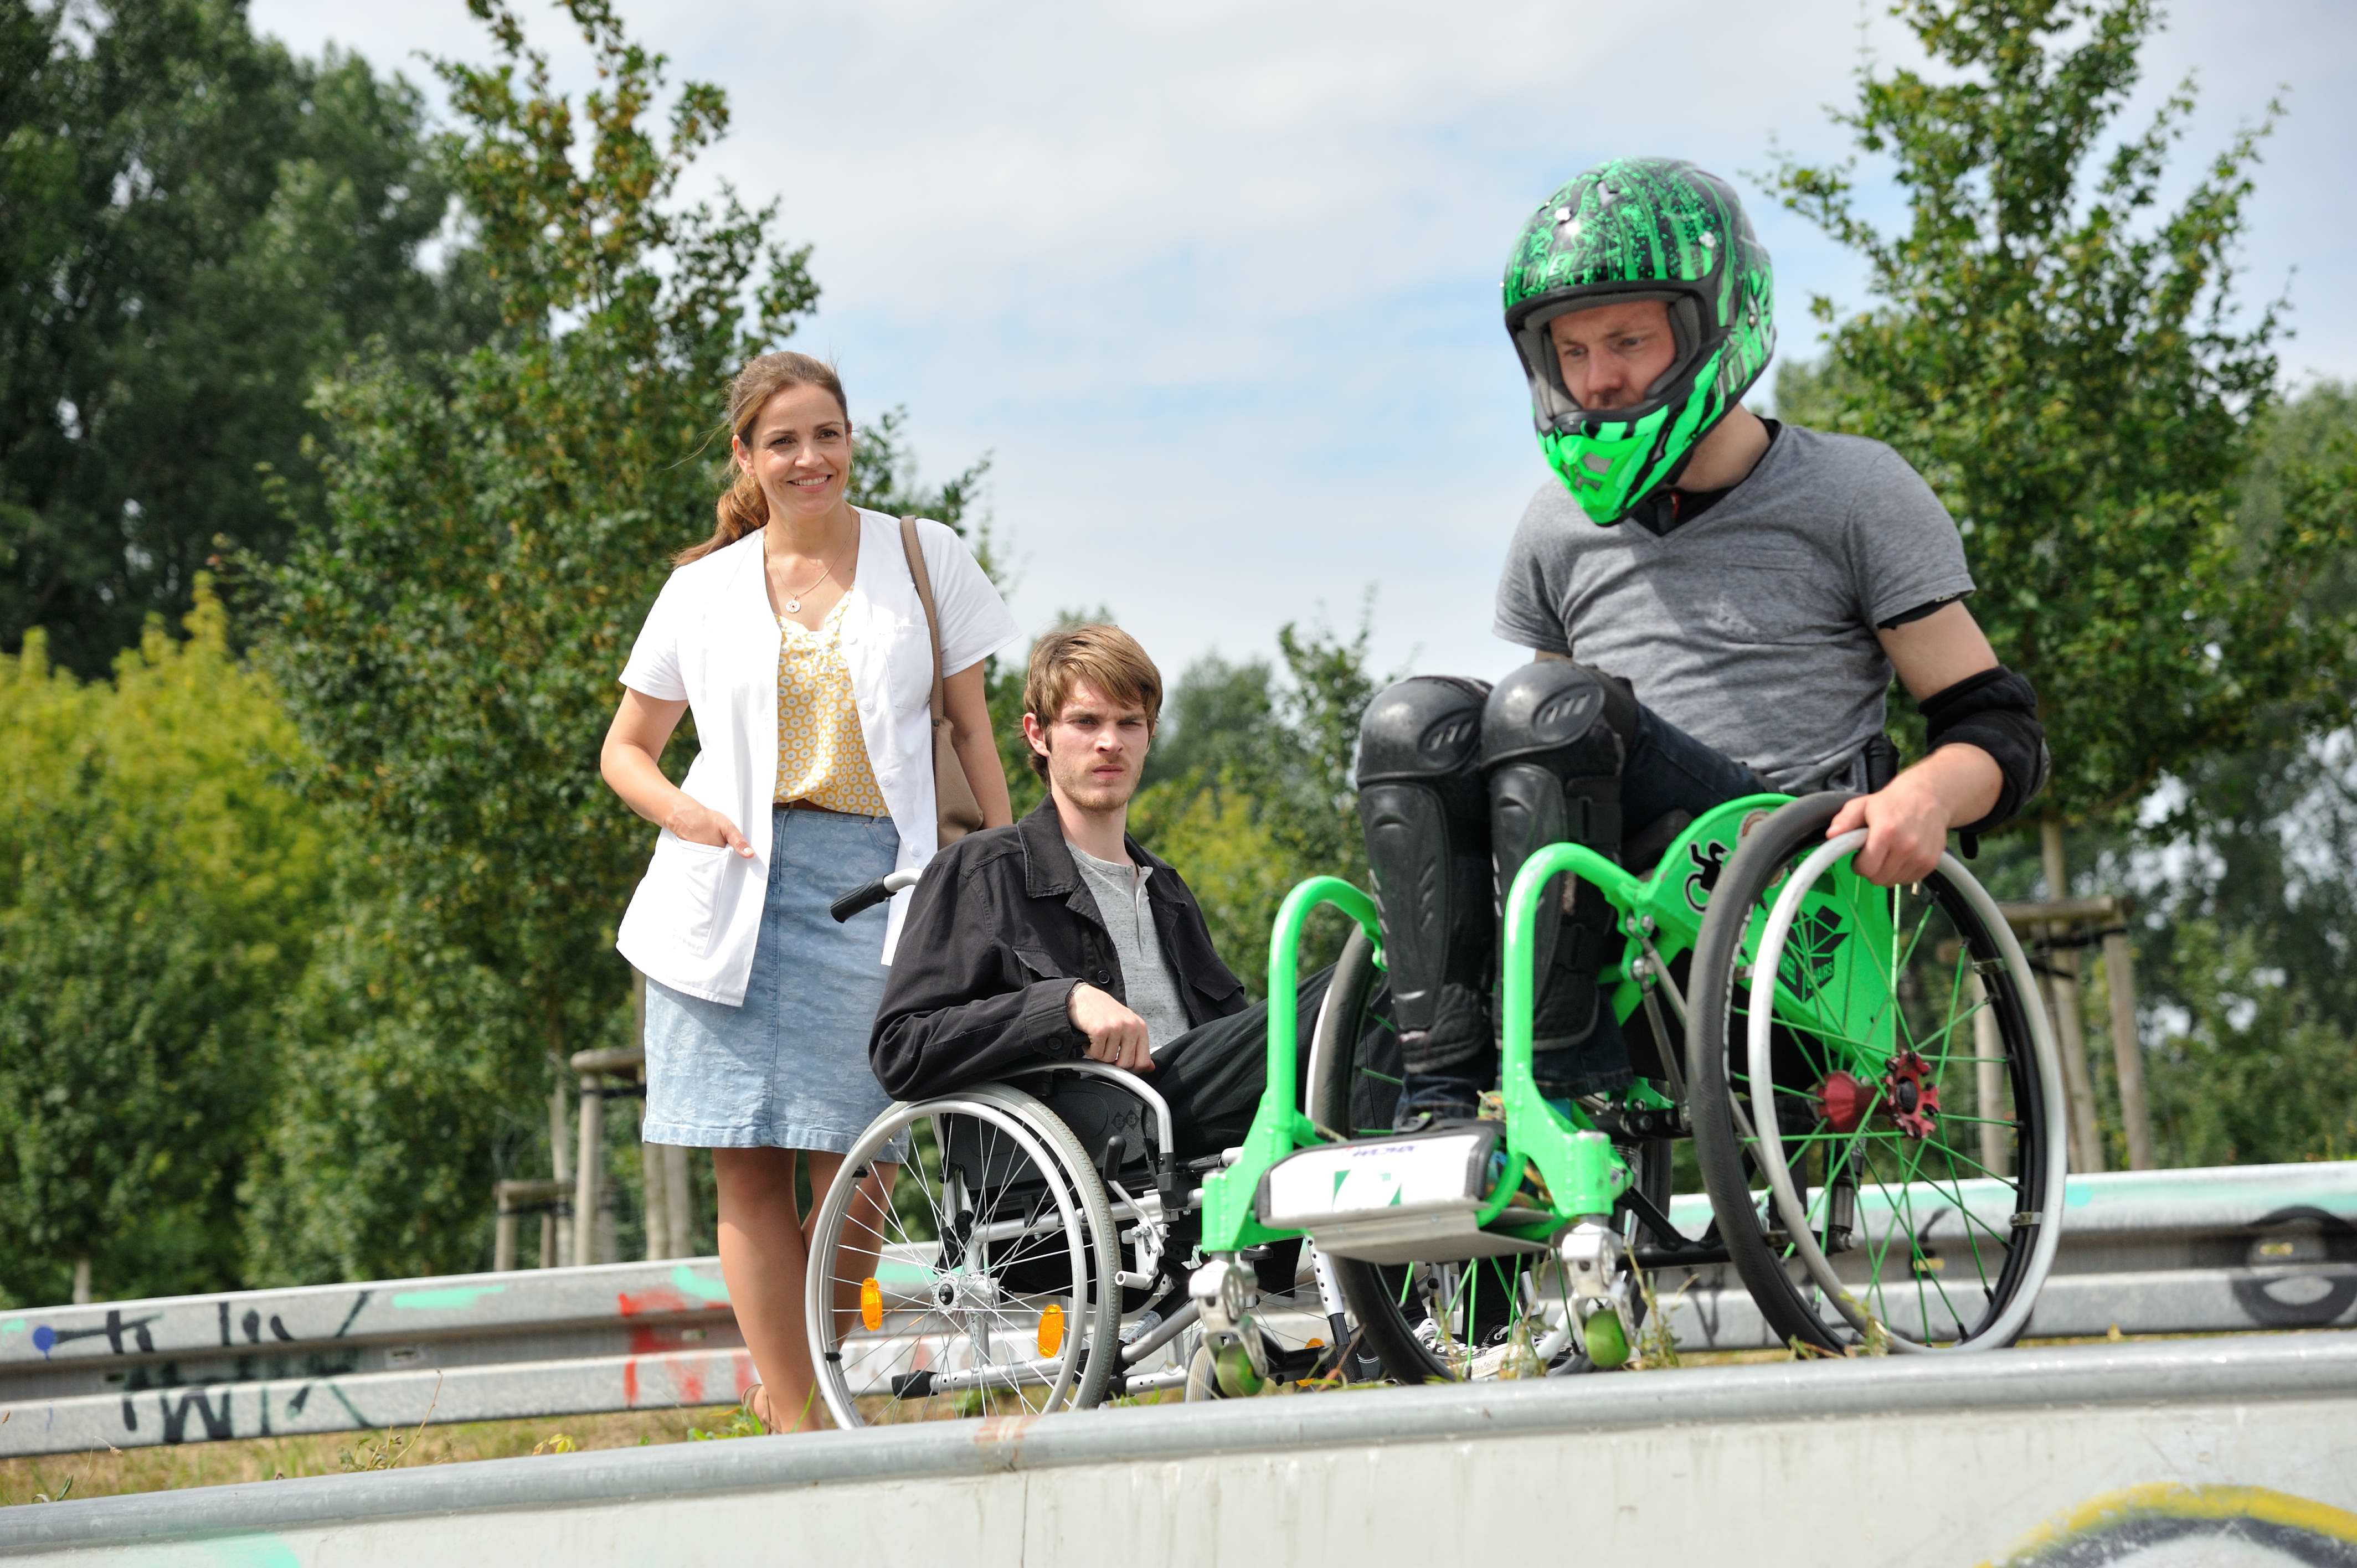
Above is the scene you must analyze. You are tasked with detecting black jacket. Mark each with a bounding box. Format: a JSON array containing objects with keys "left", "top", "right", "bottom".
[{"left": 871, "top": 800, "right": 1247, "bottom": 1100}]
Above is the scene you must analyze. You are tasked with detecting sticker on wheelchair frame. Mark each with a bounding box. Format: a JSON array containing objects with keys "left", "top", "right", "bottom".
[
  {"left": 1683, "top": 839, "right": 1730, "bottom": 912},
  {"left": 1777, "top": 905, "right": 1847, "bottom": 1004},
  {"left": 1260, "top": 1133, "right": 1492, "bottom": 1227}
]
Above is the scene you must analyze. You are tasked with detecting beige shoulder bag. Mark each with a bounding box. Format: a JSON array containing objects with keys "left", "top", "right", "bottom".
[{"left": 899, "top": 517, "right": 986, "bottom": 845}]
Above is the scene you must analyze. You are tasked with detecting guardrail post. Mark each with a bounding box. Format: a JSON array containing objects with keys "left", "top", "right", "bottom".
[{"left": 2102, "top": 927, "right": 2155, "bottom": 1171}]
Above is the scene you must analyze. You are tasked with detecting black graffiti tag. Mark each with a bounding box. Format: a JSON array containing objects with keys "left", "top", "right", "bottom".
[{"left": 2230, "top": 1205, "right": 2357, "bottom": 1329}]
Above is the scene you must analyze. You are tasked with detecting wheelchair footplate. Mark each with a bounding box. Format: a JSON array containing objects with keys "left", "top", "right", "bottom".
[{"left": 1253, "top": 1123, "right": 1554, "bottom": 1266}]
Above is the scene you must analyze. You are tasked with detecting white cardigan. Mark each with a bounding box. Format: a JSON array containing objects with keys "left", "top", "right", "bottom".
[{"left": 614, "top": 512, "right": 1020, "bottom": 1003}]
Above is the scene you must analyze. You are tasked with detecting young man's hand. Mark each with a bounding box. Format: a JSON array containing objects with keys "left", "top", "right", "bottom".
[
  {"left": 1067, "top": 982, "right": 1154, "bottom": 1073},
  {"left": 1827, "top": 743, "right": 2003, "bottom": 886}
]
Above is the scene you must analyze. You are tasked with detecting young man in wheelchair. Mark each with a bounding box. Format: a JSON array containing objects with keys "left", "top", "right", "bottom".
[
  {"left": 1364, "top": 157, "right": 2050, "bottom": 1130},
  {"left": 871, "top": 622, "right": 1326, "bottom": 1164}
]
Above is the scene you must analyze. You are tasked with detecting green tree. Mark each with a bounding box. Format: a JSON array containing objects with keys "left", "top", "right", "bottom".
[
  {"left": 2067, "top": 383, "right": 2357, "bottom": 1167},
  {"left": 1130, "top": 610, "right": 1386, "bottom": 993},
  {"left": 1, "top": 0, "right": 490, "bottom": 677},
  {"left": 1771, "top": 0, "right": 2357, "bottom": 828},
  {"left": 0, "top": 582, "right": 326, "bottom": 1306},
  {"left": 246, "top": 0, "right": 980, "bottom": 1280}
]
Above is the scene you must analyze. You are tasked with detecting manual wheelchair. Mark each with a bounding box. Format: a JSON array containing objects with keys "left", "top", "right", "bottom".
[
  {"left": 803, "top": 868, "right": 1367, "bottom": 1428},
  {"left": 1185, "top": 791, "right": 2071, "bottom": 1392}
]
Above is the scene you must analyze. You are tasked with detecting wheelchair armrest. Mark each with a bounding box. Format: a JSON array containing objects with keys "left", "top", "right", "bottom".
[{"left": 1000, "top": 1060, "right": 1180, "bottom": 1198}]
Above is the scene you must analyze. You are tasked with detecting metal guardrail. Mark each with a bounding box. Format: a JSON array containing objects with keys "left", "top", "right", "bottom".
[
  {"left": 3, "top": 1161, "right": 2352, "bottom": 1458},
  {"left": 8, "top": 1335, "right": 2357, "bottom": 1563}
]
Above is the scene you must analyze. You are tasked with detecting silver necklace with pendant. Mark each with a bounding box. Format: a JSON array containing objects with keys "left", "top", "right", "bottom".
[
  {"left": 781, "top": 558, "right": 834, "bottom": 615},
  {"left": 774, "top": 535, "right": 841, "bottom": 615}
]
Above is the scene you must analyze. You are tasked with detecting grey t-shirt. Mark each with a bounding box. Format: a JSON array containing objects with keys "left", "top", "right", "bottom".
[
  {"left": 1068, "top": 841, "right": 1192, "bottom": 1052},
  {"left": 1492, "top": 424, "right": 1974, "bottom": 791}
]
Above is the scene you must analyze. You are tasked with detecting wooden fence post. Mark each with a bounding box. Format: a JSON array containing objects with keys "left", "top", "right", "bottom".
[
  {"left": 2040, "top": 824, "right": 2106, "bottom": 1174},
  {"left": 2102, "top": 926, "right": 2156, "bottom": 1170}
]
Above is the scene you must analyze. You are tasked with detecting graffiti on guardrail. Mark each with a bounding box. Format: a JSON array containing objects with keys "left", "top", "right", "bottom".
[
  {"left": 1992, "top": 1483, "right": 2357, "bottom": 1566},
  {"left": 2229, "top": 1207, "right": 2357, "bottom": 1328},
  {"left": 19, "top": 1290, "right": 380, "bottom": 1445}
]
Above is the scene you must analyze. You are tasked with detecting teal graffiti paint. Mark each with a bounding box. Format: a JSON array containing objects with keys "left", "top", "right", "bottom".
[
  {"left": 389, "top": 1285, "right": 507, "bottom": 1311},
  {"left": 667, "top": 1263, "right": 730, "bottom": 1303},
  {"left": 201, "top": 1534, "right": 300, "bottom": 1567}
]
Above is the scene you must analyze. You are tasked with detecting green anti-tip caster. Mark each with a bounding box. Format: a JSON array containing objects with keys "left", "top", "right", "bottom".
[
  {"left": 1581, "top": 1309, "right": 1632, "bottom": 1370},
  {"left": 1183, "top": 1340, "right": 1269, "bottom": 1400}
]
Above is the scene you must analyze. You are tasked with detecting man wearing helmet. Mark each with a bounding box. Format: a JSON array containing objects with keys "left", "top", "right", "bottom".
[{"left": 1358, "top": 158, "right": 2050, "bottom": 1128}]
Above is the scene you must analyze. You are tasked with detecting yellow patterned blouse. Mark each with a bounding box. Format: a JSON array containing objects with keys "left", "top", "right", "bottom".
[{"left": 773, "top": 600, "right": 889, "bottom": 815}]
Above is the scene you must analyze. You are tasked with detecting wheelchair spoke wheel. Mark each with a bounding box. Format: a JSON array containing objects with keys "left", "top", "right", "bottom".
[
  {"left": 1307, "top": 926, "right": 1662, "bottom": 1383},
  {"left": 806, "top": 1086, "right": 1121, "bottom": 1428},
  {"left": 1687, "top": 795, "right": 2068, "bottom": 1354}
]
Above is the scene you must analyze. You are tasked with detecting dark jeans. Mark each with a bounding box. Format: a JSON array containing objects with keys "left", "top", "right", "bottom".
[{"left": 1398, "top": 704, "right": 1769, "bottom": 1120}]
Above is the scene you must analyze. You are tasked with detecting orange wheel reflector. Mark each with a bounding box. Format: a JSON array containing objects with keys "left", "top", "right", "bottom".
[
  {"left": 1038, "top": 1302, "right": 1066, "bottom": 1357},
  {"left": 860, "top": 1276, "right": 883, "bottom": 1332},
  {"left": 1306, "top": 1337, "right": 1325, "bottom": 1349}
]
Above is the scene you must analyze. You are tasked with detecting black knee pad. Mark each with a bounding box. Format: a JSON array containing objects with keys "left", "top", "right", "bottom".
[
  {"left": 1481, "top": 662, "right": 1639, "bottom": 1056},
  {"left": 1356, "top": 677, "right": 1493, "bottom": 1074}
]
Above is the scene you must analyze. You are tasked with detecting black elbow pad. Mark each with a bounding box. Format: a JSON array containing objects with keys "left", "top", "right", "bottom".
[{"left": 1919, "top": 666, "right": 2050, "bottom": 834}]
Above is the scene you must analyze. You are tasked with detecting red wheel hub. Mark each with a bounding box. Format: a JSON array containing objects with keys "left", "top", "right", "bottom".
[
  {"left": 1815, "top": 1071, "right": 1870, "bottom": 1134},
  {"left": 1882, "top": 1050, "right": 1941, "bottom": 1138}
]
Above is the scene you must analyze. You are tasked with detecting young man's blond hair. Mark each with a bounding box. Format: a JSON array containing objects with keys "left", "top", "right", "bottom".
[{"left": 1020, "top": 623, "right": 1163, "bottom": 782}]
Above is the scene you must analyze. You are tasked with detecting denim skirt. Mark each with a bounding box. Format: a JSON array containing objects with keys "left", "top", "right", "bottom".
[{"left": 641, "top": 806, "right": 906, "bottom": 1157}]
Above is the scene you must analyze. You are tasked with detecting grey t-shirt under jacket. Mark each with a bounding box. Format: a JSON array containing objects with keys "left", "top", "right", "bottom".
[
  {"left": 1068, "top": 840, "right": 1192, "bottom": 1053},
  {"left": 1492, "top": 424, "right": 1974, "bottom": 792}
]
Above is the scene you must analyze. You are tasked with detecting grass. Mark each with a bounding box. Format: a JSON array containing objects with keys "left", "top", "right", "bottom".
[{"left": 0, "top": 1404, "right": 751, "bottom": 1509}]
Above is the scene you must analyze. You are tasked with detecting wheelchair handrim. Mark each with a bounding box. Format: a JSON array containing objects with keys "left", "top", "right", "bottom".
[
  {"left": 806, "top": 1094, "right": 1092, "bottom": 1425},
  {"left": 1744, "top": 832, "right": 2068, "bottom": 1351}
]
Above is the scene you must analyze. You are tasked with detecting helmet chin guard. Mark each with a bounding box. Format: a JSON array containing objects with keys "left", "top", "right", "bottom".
[{"left": 1502, "top": 159, "right": 1776, "bottom": 532}]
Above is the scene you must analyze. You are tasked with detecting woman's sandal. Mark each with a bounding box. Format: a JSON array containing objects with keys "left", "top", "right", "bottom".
[{"left": 739, "top": 1381, "right": 771, "bottom": 1433}]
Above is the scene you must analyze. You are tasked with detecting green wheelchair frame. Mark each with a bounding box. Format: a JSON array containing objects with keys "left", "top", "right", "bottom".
[{"left": 1187, "top": 788, "right": 2067, "bottom": 1389}]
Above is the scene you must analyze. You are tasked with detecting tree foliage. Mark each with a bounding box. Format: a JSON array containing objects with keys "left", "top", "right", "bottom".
[
  {"left": 247, "top": 0, "right": 980, "bottom": 1280},
  {"left": 0, "top": 582, "right": 326, "bottom": 1306},
  {"left": 0, "top": 0, "right": 490, "bottom": 677},
  {"left": 1130, "top": 610, "right": 1385, "bottom": 993},
  {"left": 1771, "top": 0, "right": 2357, "bottom": 825}
]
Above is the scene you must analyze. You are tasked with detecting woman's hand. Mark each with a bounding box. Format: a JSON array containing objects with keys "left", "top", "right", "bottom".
[{"left": 667, "top": 796, "right": 755, "bottom": 858}]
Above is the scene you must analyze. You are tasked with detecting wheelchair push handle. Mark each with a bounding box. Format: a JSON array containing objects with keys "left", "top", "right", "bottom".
[{"left": 829, "top": 866, "right": 923, "bottom": 923}]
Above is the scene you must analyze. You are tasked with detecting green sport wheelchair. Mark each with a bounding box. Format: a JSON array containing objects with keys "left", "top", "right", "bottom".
[{"left": 1186, "top": 791, "right": 2069, "bottom": 1390}]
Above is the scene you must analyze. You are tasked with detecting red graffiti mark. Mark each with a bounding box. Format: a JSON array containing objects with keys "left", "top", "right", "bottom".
[
  {"left": 733, "top": 1351, "right": 755, "bottom": 1399},
  {"left": 615, "top": 1287, "right": 689, "bottom": 1317},
  {"left": 974, "top": 1414, "right": 1040, "bottom": 1447},
  {"left": 622, "top": 1358, "right": 639, "bottom": 1406}
]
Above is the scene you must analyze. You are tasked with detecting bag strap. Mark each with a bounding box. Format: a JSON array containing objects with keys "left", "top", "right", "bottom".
[{"left": 898, "top": 517, "right": 949, "bottom": 726}]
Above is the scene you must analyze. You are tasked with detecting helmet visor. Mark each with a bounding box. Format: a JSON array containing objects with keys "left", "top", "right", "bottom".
[{"left": 1509, "top": 285, "right": 1710, "bottom": 431}]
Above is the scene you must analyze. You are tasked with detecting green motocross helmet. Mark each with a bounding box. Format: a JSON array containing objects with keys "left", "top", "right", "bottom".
[{"left": 1502, "top": 157, "right": 1775, "bottom": 534}]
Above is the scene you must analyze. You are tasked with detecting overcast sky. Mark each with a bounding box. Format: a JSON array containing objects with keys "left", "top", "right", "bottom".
[{"left": 251, "top": 0, "right": 2357, "bottom": 690}]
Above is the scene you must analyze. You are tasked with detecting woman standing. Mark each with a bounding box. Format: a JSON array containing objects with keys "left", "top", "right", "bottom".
[{"left": 600, "top": 352, "right": 1018, "bottom": 1431}]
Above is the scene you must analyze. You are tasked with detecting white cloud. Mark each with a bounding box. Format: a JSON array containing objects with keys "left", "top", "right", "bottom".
[{"left": 255, "top": 0, "right": 2357, "bottom": 685}]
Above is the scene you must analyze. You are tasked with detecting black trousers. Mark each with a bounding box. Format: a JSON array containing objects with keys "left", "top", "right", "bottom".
[{"left": 1147, "top": 966, "right": 1332, "bottom": 1159}]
